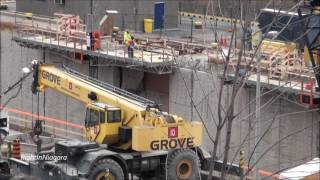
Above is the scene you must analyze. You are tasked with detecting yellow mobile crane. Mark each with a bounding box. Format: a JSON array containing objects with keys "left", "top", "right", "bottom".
[
  {"left": 9, "top": 60, "right": 209, "bottom": 180},
  {"left": 32, "top": 62, "right": 202, "bottom": 152}
]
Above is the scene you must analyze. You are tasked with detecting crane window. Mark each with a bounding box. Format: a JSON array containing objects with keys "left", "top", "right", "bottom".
[
  {"left": 100, "top": 112, "right": 105, "bottom": 124},
  {"left": 107, "top": 110, "right": 121, "bottom": 123},
  {"left": 85, "top": 109, "right": 103, "bottom": 126}
]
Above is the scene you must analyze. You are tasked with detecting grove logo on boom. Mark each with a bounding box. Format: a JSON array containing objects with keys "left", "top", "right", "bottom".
[{"left": 42, "top": 71, "right": 61, "bottom": 86}]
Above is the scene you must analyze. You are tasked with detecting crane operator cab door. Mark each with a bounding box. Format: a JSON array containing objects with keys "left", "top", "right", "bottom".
[{"left": 84, "top": 103, "right": 122, "bottom": 145}]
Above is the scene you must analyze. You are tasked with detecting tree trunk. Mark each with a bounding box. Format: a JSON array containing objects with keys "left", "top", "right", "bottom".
[
  {"left": 220, "top": 114, "right": 234, "bottom": 179},
  {"left": 207, "top": 126, "right": 222, "bottom": 180}
]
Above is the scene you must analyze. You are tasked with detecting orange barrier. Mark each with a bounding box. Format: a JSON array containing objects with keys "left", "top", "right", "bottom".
[
  {"left": 12, "top": 138, "right": 21, "bottom": 159},
  {"left": 244, "top": 166, "right": 280, "bottom": 179},
  {"left": 0, "top": 106, "right": 84, "bottom": 130}
]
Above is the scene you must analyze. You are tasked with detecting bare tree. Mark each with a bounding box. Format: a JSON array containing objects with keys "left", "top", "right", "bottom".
[{"left": 176, "top": 0, "right": 319, "bottom": 179}]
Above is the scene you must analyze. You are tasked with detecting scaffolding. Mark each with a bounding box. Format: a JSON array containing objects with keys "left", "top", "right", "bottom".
[
  {"left": 3, "top": 11, "right": 320, "bottom": 107},
  {"left": 13, "top": 30, "right": 174, "bottom": 75},
  {"left": 7, "top": 11, "right": 177, "bottom": 74}
]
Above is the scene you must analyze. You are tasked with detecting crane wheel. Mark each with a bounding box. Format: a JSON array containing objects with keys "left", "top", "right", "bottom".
[
  {"left": 166, "top": 149, "right": 200, "bottom": 180},
  {"left": 88, "top": 158, "right": 124, "bottom": 180}
]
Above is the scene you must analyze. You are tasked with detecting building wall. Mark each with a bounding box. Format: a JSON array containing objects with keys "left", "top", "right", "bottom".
[
  {"left": 169, "top": 68, "right": 319, "bottom": 173},
  {"left": 16, "top": 0, "right": 178, "bottom": 31},
  {"left": 143, "top": 73, "right": 169, "bottom": 112}
]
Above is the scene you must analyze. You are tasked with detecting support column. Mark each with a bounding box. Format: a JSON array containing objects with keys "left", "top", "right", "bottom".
[
  {"left": 89, "top": 59, "right": 98, "bottom": 79},
  {"left": 0, "top": 10, "right": 2, "bottom": 106}
]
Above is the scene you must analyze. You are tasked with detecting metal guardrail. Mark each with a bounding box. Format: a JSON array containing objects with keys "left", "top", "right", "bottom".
[
  {"left": 13, "top": 28, "right": 174, "bottom": 74},
  {"left": 180, "top": 11, "right": 259, "bottom": 27},
  {"left": 0, "top": 10, "right": 57, "bottom": 24},
  {"left": 2, "top": 9, "right": 173, "bottom": 72}
]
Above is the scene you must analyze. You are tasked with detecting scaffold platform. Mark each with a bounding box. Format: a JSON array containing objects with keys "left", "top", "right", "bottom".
[{"left": 12, "top": 32, "right": 174, "bottom": 74}]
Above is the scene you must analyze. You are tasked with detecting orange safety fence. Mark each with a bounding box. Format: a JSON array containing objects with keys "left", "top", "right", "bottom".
[
  {"left": 243, "top": 166, "right": 281, "bottom": 179},
  {"left": 0, "top": 106, "right": 84, "bottom": 130}
]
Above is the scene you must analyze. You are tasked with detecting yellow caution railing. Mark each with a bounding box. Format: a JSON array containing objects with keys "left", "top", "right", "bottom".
[{"left": 180, "top": 11, "right": 258, "bottom": 27}]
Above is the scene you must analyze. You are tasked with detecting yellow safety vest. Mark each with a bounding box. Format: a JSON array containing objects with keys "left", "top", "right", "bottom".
[{"left": 124, "top": 32, "right": 131, "bottom": 45}]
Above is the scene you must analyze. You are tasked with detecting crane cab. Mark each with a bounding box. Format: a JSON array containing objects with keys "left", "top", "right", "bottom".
[{"left": 84, "top": 102, "right": 122, "bottom": 145}]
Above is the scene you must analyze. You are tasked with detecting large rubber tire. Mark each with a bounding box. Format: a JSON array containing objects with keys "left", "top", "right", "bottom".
[
  {"left": 88, "top": 158, "right": 125, "bottom": 180},
  {"left": 166, "top": 149, "right": 200, "bottom": 180}
]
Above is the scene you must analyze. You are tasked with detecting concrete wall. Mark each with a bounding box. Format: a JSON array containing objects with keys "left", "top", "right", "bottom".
[
  {"left": 16, "top": 0, "right": 178, "bottom": 31},
  {"left": 169, "top": 68, "right": 319, "bottom": 173}
]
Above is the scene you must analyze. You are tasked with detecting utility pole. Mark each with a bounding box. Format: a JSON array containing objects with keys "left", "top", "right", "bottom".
[
  {"left": 88, "top": 0, "right": 98, "bottom": 79},
  {"left": 179, "top": 1, "right": 182, "bottom": 25},
  {"left": 90, "top": 0, "right": 93, "bottom": 17},
  {"left": 254, "top": 31, "right": 262, "bottom": 180},
  {"left": 190, "top": 17, "right": 193, "bottom": 42},
  {"left": 90, "top": 0, "right": 93, "bottom": 32},
  {"left": 0, "top": 10, "right": 2, "bottom": 108}
]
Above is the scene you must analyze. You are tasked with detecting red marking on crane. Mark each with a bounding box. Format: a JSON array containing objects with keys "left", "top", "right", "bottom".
[{"left": 168, "top": 127, "right": 178, "bottom": 138}]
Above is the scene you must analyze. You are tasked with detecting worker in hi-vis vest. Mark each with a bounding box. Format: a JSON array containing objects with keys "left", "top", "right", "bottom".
[
  {"left": 123, "top": 30, "right": 131, "bottom": 44},
  {"left": 123, "top": 30, "right": 134, "bottom": 58}
]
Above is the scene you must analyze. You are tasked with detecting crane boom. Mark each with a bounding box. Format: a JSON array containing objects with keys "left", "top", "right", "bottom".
[
  {"left": 62, "top": 65, "right": 157, "bottom": 108},
  {"left": 31, "top": 61, "right": 202, "bottom": 151}
]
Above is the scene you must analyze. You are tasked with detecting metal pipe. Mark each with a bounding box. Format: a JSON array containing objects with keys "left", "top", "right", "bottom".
[
  {"left": 254, "top": 31, "right": 262, "bottom": 180},
  {"left": 190, "top": 17, "right": 194, "bottom": 42}
]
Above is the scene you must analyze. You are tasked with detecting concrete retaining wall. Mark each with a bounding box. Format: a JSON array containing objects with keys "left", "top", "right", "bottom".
[
  {"left": 169, "top": 68, "right": 319, "bottom": 173},
  {"left": 16, "top": 0, "right": 178, "bottom": 31}
]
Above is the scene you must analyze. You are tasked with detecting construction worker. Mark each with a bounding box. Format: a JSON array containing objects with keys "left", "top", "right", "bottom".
[
  {"left": 124, "top": 30, "right": 134, "bottom": 58},
  {"left": 123, "top": 30, "right": 131, "bottom": 45},
  {"left": 128, "top": 37, "right": 135, "bottom": 58}
]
